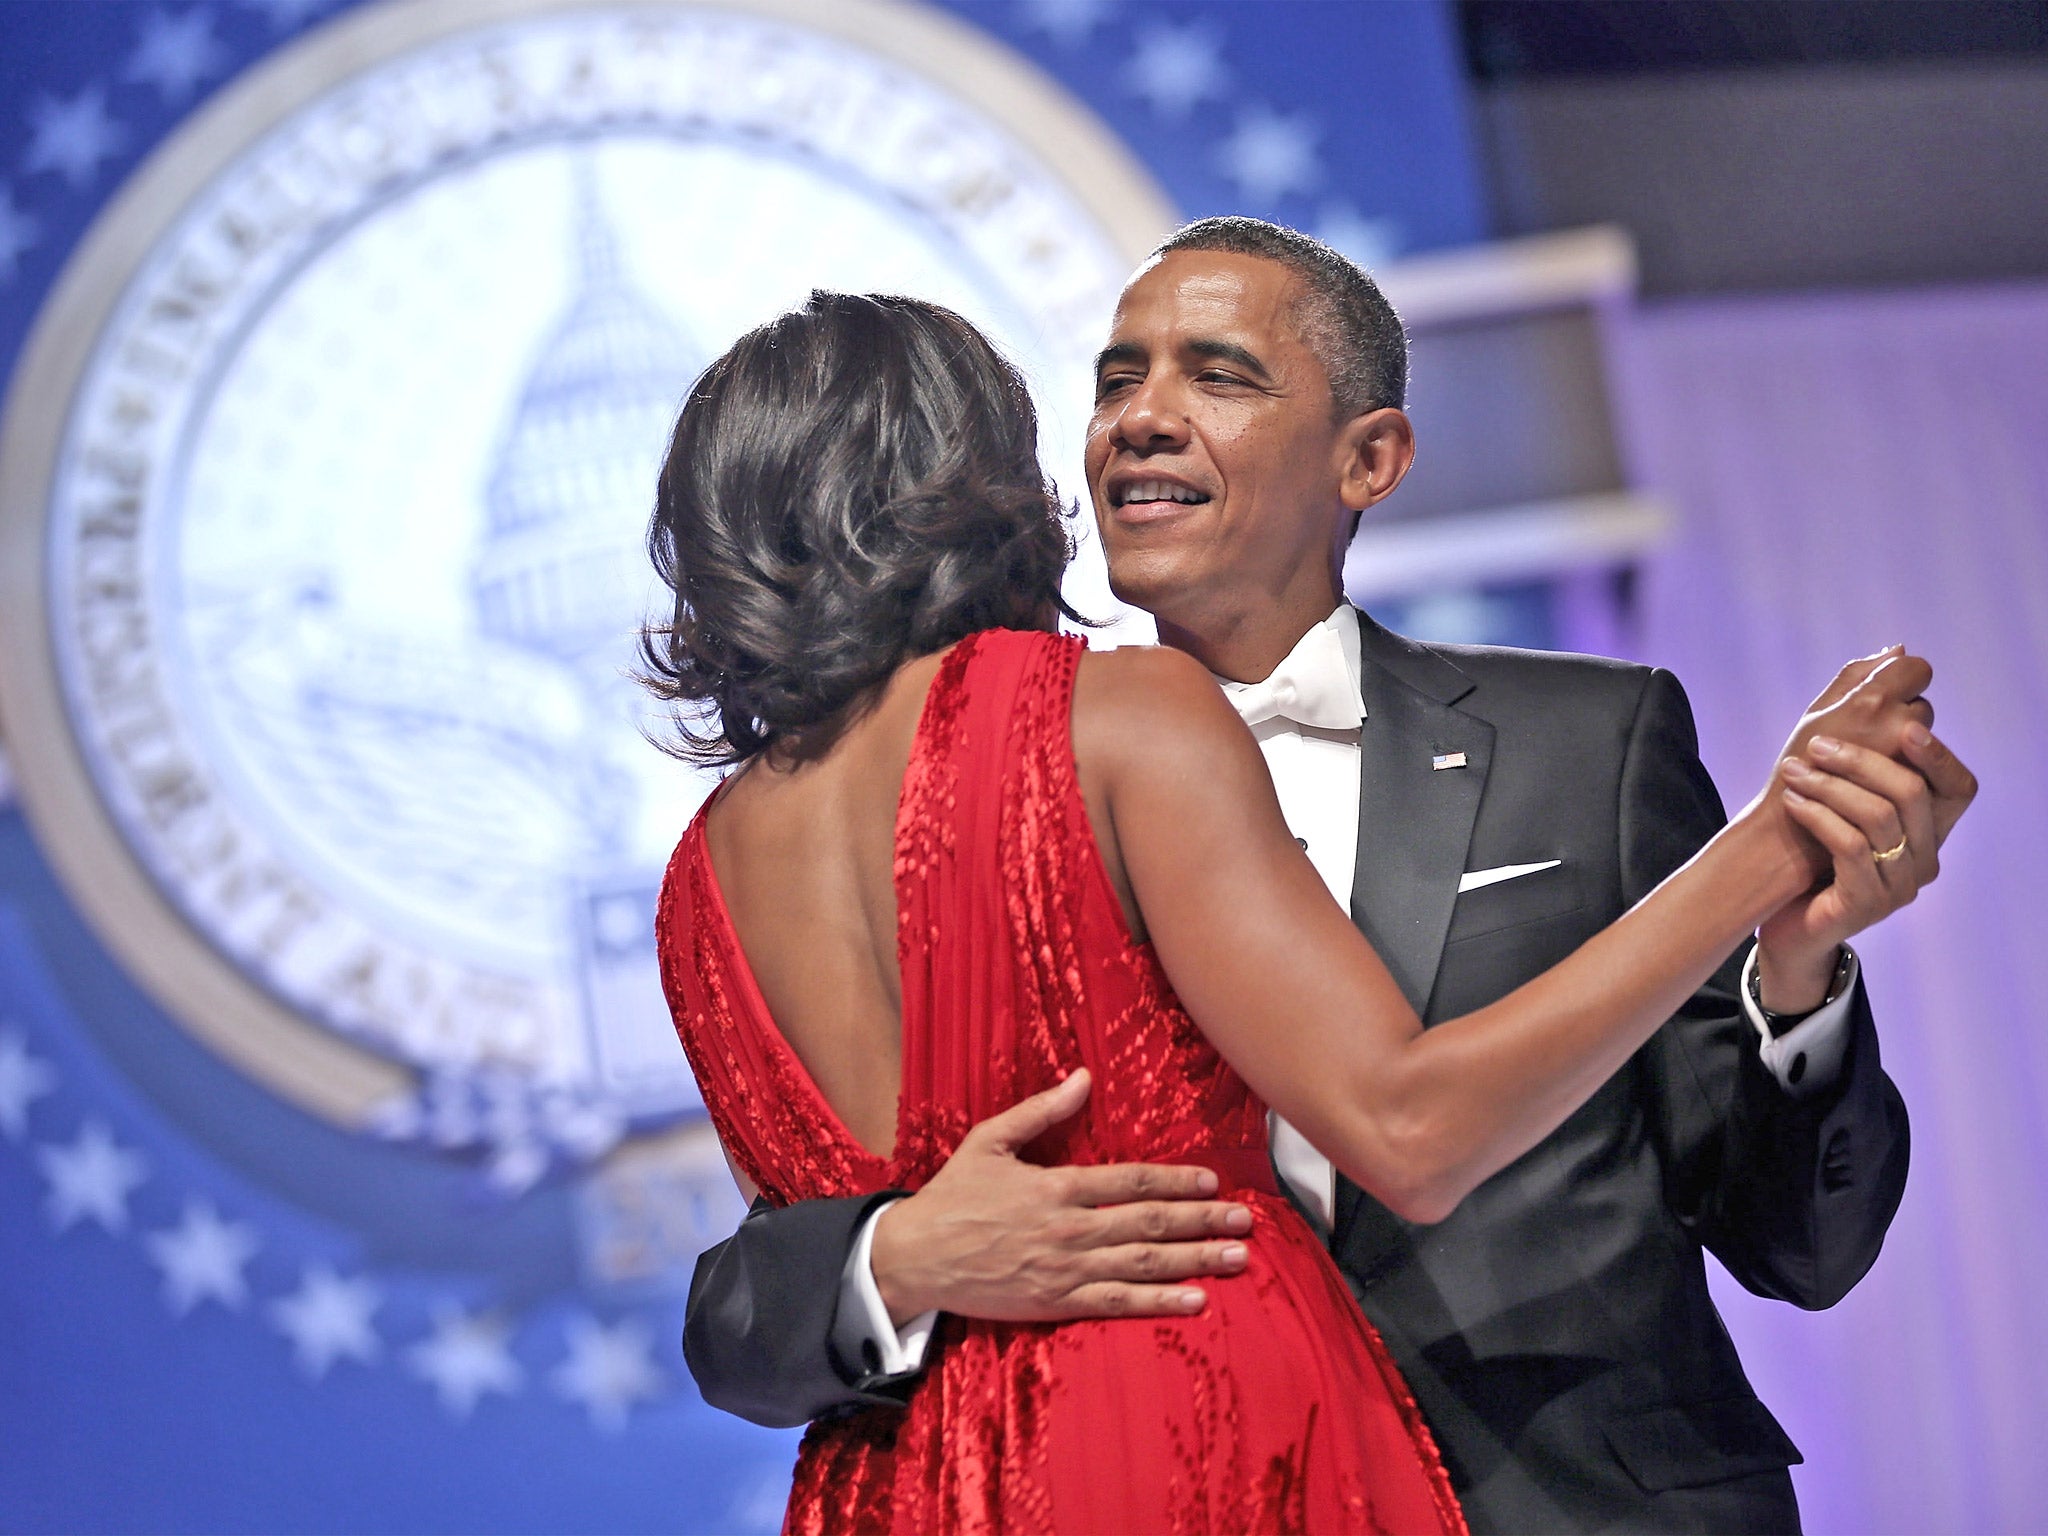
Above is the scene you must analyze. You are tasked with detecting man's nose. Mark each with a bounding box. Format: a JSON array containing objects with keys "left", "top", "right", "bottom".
[{"left": 1111, "top": 375, "right": 1189, "bottom": 451}]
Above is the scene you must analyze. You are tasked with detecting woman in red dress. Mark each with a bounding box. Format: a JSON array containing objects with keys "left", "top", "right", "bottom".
[{"left": 646, "top": 293, "right": 1930, "bottom": 1534}]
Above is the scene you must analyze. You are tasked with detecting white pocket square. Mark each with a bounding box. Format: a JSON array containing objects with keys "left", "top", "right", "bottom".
[{"left": 1457, "top": 859, "right": 1562, "bottom": 894}]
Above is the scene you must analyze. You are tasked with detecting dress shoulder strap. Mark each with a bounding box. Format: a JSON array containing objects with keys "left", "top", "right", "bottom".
[{"left": 890, "top": 627, "right": 1087, "bottom": 1160}]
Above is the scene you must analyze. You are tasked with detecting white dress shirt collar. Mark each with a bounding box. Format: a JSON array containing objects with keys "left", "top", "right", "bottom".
[{"left": 1212, "top": 605, "right": 1366, "bottom": 731}]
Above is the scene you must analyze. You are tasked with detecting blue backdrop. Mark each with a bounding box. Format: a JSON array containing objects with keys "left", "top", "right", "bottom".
[{"left": 0, "top": 4, "right": 1486, "bottom": 1532}]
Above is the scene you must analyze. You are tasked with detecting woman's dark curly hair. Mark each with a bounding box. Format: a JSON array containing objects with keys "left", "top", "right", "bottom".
[{"left": 640, "top": 291, "right": 1081, "bottom": 766}]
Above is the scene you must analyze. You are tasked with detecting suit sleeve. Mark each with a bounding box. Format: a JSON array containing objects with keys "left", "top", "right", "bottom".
[
  {"left": 683, "top": 1191, "right": 919, "bottom": 1426},
  {"left": 1620, "top": 667, "right": 1911, "bottom": 1309}
]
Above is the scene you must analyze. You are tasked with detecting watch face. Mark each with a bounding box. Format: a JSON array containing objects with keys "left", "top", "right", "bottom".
[{"left": 3, "top": 0, "right": 1169, "bottom": 1197}]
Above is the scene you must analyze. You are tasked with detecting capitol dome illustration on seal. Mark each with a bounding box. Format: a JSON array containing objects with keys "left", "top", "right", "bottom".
[
  {"left": 384, "top": 158, "right": 722, "bottom": 1184},
  {"left": 185, "top": 157, "right": 719, "bottom": 1192},
  {"left": 476, "top": 162, "right": 704, "bottom": 692}
]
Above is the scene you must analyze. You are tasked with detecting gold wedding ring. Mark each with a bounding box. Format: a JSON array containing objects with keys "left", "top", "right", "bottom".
[{"left": 1871, "top": 834, "right": 1910, "bottom": 865}]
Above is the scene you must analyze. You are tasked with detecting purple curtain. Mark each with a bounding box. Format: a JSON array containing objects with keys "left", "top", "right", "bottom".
[{"left": 1621, "top": 284, "right": 2048, "bottom": 1535}]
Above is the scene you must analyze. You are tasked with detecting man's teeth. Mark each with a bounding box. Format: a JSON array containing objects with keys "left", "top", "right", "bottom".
[{"left": 1121, "top": 481, "right": 1207, "bottom": 505}]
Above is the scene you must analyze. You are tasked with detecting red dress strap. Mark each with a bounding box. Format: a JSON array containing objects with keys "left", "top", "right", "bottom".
[{"left": 891, "top": 628, "right": 1089, "bottom": 1172}]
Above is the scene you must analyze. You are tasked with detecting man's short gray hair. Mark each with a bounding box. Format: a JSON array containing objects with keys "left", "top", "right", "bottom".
[{"left": 1152, "top": 216, "right": 1407, "bottom": 418}]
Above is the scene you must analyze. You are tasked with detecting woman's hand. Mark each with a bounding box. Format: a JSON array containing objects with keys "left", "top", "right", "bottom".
[
  {"left": 1760, "top": 723, "right": 1978, "bottom": 988},
  {"left": 1748, "top": 647, "right": 1979, "bottom": 1009},
  {"left": 1739, "top": 647, "right": 1924, "bottom": 880}
]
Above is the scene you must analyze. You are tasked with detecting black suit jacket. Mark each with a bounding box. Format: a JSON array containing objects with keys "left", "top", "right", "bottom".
[{"left": 682, "top": 613, "right": 1910, "bottom": 1534}]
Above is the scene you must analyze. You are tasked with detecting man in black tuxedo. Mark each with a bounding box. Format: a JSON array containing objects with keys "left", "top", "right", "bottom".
[{"left": 680, "top": 220, "right": 1974, "bottom": 1532}]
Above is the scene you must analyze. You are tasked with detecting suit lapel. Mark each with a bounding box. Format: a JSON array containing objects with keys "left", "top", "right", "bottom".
[{"left": 1348, "top": 611, "right": 1494, "bottom": 1020}]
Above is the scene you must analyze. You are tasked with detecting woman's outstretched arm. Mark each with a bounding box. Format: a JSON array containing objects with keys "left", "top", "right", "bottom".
[{"left": 1083, "top": 644, "right": 1968, "bottom": 1225}]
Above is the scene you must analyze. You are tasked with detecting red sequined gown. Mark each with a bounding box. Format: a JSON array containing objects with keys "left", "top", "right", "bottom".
[{"left": 659, "top": 628, "right": 1466, "bottom": 1536}]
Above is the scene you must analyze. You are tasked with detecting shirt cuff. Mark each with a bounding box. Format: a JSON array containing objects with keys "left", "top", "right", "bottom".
[
  {"left": 1741, "top": 944, "right": 1860, "bottom": 1099},
  {"left": 833, "top": 1197, "right": 938, "bottom": 1384}
]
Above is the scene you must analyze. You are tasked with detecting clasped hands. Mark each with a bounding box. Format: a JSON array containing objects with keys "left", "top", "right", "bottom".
[
  {"left": 1751, "top": 645, "right": 1977, "bottom": 1011},
  {"left": 872, "top": 647, "right": 1978, "bottom": 1330}
]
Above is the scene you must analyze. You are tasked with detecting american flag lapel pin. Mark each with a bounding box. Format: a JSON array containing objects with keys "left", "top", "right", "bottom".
[{"left": 1432, "top": 750, "right": 1468, "bottom": 771}]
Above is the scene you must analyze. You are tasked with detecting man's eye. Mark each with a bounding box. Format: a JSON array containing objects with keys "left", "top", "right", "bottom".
[
  {"left": 1094, "top": 375, "right": 1138, "bottom": 398},
  {"left": 1197, "top": 370, "right": 1244, "bottom": 386}
]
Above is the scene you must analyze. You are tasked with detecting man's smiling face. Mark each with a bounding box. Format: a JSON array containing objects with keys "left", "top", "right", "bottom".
[{"left": 1085, "top": 249, "right": 1357, "bottom": 654}]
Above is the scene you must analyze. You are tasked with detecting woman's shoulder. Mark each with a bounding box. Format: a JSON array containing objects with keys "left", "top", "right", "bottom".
[
  {"left": 1076, "top": 640, "right": 1215, "bottom": 702},
  {"left": 1073, "top": 643, "right": 1250, "bottom": 773}
]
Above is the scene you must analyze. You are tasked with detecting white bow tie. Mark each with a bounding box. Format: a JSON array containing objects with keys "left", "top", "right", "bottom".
[{"left": 1221, "top": 621, "right": 1365, "bottom": 731}]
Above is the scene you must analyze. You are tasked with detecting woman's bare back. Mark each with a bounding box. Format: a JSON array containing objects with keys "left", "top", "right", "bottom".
[
  {"left": 701, "top": 649, "right": 948, "bottom": 1158},
  {"left": 701, "top": 638, "right": 1153, "bottom": 1159}
]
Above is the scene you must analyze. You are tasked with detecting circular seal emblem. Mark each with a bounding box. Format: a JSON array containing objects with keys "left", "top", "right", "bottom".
[{"left": 0, "top": 0, "right": 1171, "bottom": 1187}]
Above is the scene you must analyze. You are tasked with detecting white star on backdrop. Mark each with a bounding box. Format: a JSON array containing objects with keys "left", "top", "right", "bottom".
[
  {"left": 1126, "top": 22, "right": 1228, "bottom": 121},
  {"left": 270, "top": 1265, "right": 382, "bottom": 1377},
  {"left": 552, "top": 1315, "right": 663, "bottom": 1431},
  {"left": 1217, "top": 107, "right": 1322, "bottom": 205},
  {"left": 1019, "top": 0, "right": 1113, "bottom": 48},
  {"left": 37, "top": 1120, "right": 149, "bottom": 1233},
  {"left": 0, "top": 190, "right": 37, "bottom": 288},
  {"left": 1313, "top": 202, "right": 1404, "bottom": 270},
  {"left": 408, "top": 1309, "right": 524, "bottom": 1418},
  {"left": 125, "top": 8, "right": 230, "bottom": 104},
  {"left": 239, "top": 0, "right": 336, "bottom": 29},
  {"left": 22, "top": 88, "right": 128, "bottom": 190},
  {"left": 0, "top": 1026, "right": 57, "bottom": 1140},
  {"left": 145, "top": 1200, "right": 260, "bottom": 1315}
]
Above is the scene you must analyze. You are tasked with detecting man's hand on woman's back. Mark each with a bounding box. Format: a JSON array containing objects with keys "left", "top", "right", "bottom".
[{"left": 869, "top": 1069, "right": 1253, "bottom": 1326}]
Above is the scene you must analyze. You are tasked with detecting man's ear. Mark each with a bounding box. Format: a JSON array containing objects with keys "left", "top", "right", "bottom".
[{"left": 1336, "top": 407, "right": 1415, "bottom": 513}]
